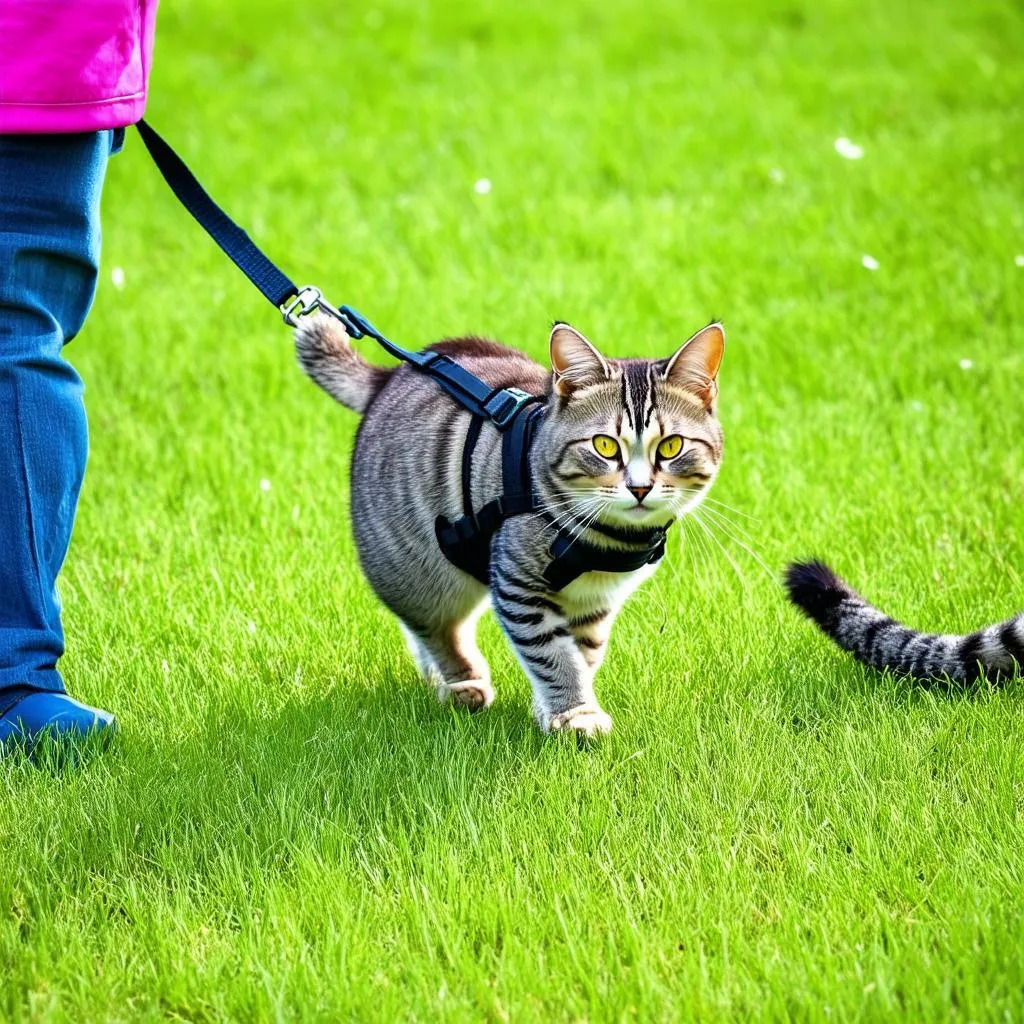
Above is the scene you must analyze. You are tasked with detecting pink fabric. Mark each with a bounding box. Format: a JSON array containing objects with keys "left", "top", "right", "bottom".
[{"left": 0, "top": 0, "right": 158, "bottom": 134}]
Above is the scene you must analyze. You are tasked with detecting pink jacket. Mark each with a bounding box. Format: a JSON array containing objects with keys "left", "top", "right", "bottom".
[{"left": 0, "top": 1, "right": 158, "bottom": 134}]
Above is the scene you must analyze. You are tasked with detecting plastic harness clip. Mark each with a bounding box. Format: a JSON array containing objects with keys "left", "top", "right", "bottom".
[{"left": 484, "top": 388, "right": 540, "bottom": 430}]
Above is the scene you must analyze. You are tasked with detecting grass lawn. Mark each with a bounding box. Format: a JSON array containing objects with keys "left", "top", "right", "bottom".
[{"left": 3, "top": 0, "right": 1024, "bottom": 1018}]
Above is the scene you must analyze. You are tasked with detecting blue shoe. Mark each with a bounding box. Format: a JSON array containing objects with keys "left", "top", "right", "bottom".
[{"left": 0, "top": 692, "right": 116, "bottom": 754}]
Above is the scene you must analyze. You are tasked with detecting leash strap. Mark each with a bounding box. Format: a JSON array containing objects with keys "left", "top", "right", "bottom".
[
  {"left": 136, "top": 120, "right": 297, "bottom": 308},
  {"left": 136, "top": 119, "right": 540, "bottom": 431}
]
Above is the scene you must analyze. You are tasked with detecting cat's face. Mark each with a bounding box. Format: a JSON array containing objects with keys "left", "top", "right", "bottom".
[{"left": 541, "top": 322, "right": 725, "bottom": 529}]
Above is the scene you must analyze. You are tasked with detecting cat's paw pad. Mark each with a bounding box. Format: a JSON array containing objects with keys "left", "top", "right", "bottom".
[
  {"left": 438, "top": 681, "right": 494, "bottom": 712},
  {"left": 547, "top": 705, "right": 613, "bottom": 737}
]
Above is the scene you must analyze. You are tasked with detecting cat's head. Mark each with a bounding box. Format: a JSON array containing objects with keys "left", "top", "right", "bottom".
[{"left": 540, "top": 321, "right": 725, "bottom": 529}]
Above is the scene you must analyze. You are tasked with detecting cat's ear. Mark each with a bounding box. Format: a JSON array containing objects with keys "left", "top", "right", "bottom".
[
  {"left": 662, "top": 322, "right": 725, "bottom": 407},
  {"left": 550, "top": 323, "right": 610, "bottom": 397}
]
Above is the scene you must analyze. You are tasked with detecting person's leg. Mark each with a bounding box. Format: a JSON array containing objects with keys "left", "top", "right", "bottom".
[{"left": 0, "top": 130, "right": 117, "bottom": 743}]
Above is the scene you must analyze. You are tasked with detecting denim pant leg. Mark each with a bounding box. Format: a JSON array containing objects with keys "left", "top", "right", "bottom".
[{"left": 0, "top": 131, "right": 115, "bottom": 714}]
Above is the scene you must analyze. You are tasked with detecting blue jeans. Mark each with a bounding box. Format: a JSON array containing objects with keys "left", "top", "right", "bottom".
[{"left": 0, "top": 130, "right": 119, "bottom": 716}]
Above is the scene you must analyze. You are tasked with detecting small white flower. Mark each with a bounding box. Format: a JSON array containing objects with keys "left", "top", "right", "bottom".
[
  {"left": 861, "top": 254, "right": 880, "bottom": 271},
  {"left": 111, "top": 266, "right": 126, "bottom": 290},
  {"left": 768, "top": 167, "right": 785, "bottom": 184},
  {"left": 474, "top": 178, "right": 492, "bottom": 195},
  {"left": 1015, "top": 254, "right": 1024, "bottom": 267},
  {"left": 959, "top": 358, "right": 974, "bottom": 370},
  {"left": 259, "top": 478, "right": 272, "bottom": 492},
  {"left": 247, "top": 620, "right": 257, "bottom": 636},
  {"left": 834, "top": 137, "right": 864, "bottom": 160},
  {"left": 161, "top": 658, "right": 170, "bottom": 674}
]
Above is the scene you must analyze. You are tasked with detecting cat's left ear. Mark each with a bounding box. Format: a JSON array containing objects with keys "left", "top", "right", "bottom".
[
  {"left": 662, "top": 322, "right": 725, "bottom": 407},
  {"left": 550, "top": 322, "right": 611, "bottom": 397}
]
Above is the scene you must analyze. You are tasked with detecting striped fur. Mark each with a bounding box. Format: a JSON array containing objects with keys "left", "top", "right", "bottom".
[
  {"left": 294, "top": 314, "right": 392, "bottom": 413},
  {"left": 786, "top": 561, "right": 1024, "bottom": 684},
  {"left": 296, "top": 314, "right": 726, "bottom": 735}
]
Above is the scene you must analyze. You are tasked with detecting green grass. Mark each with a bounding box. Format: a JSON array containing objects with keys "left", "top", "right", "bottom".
[{"left": 3, "top": 0, "right": 1024, "bottom": 1018}]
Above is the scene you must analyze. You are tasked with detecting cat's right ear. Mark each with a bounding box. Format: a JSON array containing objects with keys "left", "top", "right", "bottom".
[{"left": 550, "top": 323, "right": 610, "bottom": 397}]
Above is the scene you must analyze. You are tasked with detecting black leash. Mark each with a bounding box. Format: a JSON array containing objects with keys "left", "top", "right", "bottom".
[
  {"left": 138, "top": 120, "right": 667, "bottom": 589},
  {"left": 135, "top": 119, "right": 538, "bottom": 429}
]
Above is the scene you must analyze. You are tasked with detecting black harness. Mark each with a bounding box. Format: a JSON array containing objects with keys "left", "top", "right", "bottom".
[
  {"left": 423, "top": 355, "right": 669, "bottom": 591},
  {"left": 133, "top": 120, "right": 668, "bottom": 590}
]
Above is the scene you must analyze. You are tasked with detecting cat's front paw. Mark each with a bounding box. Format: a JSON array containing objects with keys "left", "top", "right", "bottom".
[
  {"left": 546, "top": 705, "right": 613, "bottom": 737},
  {"left": 437, "top": 680, "right": 494, "bottom": 712}
]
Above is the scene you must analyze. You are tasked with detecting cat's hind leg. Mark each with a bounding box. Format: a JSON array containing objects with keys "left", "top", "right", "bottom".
[{"left": 402, "top": 601, "right": 494, "bottom": 711}]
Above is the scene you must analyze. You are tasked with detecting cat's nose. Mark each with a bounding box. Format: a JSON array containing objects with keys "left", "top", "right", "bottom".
[{"left": 627, "top": 484, "right": 652, "bottom": 504}]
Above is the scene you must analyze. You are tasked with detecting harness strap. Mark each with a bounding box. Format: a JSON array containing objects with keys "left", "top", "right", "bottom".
[
  {"left": 543, "top": 529, "right": 668, "bottom": 591},
  {"left": 437, "top": 404, "right": 545, "bottom": 585},
  {"left": 502, "top": 404, "right": 543, "bottom": 501},
  {"left": 419, "top": 355, "right": 539, "bottom": 430},
  {"left": 461, "top": 417, "right": 484, "bottom": 516}
]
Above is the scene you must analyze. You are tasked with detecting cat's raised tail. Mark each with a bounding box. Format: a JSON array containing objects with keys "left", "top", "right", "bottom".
[
  {"left": 294, "top": 313, "right": 393, "bottom": 414},
  {"left": 785, "top": 560, "right": 1023, "bottom": 685}
]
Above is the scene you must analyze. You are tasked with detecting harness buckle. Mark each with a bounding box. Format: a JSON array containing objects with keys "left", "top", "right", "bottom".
[{"left": 485, "top": 387, "right": 537, "bottom": 430}]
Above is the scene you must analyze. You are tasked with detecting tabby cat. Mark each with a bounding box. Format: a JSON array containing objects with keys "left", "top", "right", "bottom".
[
  {"left": 296, "top": 315, "right": 725, "bottom": 735},
  {"left": 786, "top": 561, "right": 1023, "bottom": 684}
]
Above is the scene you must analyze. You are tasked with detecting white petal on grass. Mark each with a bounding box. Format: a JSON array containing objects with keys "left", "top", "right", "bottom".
[
  {"left": 834, "top": 137, "right": 864, "bottom": 160},
  {"left": 247, "top": 620, "right": 258, "bottom": 636},
  {"left": 1015, "top": 254, "right": 1024, "bottom": 267},
  {"left": 161, "top": 658, "right": 170, "bottom": 674},
  {"left": 259, "top": 478, "right": 272, "bottom": 492},
  {"left": 474, "top": 178, "right": 492, "bottom": 195},
  {"left": 111, "top": 266, "right": 126, "bottom": 289},
  {"left": 959, "top": 358, "right": 974, "bottom": 371},
  {"left": 768, "top": 167, "right": 785, "bottom": 184},
  {"left": 861, "top": 254, "right": 880, "bottom": 271}
]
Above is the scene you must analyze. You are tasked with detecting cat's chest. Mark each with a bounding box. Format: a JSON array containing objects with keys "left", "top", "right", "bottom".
[{"left": 557, "top": 562, "right": 658, "bottom": 617}]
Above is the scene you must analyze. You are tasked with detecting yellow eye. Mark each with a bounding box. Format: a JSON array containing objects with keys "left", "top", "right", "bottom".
[
  {"left": 592, "top": 435, "right": 620, "bottom": 459},
  {"left": 657, "top": 435, "right": 684, "bottom": 460}
]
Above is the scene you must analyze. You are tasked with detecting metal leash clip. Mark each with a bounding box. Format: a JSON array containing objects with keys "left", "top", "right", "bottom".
[
  {"left": 279, "top": 285, "right": 324, "bottom": 327},
  {"left": 280, "top": 286, "right": 374, "bottom": 341}
]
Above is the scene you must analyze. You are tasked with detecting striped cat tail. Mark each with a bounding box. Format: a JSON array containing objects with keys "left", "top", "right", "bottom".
[
  {"left": 785, "top": 560, "right": 1024, "bottom": 685},
  {"left": 294, "top": 313, "right": 393, "bottom": 414}
]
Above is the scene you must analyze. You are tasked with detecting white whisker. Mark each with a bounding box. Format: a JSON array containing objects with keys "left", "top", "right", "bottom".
[
  {"left": 689, "top": 509, "right": 749, "bottom": 589},
  {"left": 702, "top": 496, "right": 759, "bottom": 522},
  {"left": 698, "top": 503, "right": 758, "bottom": 546},
  {"left": 693, "top": 508, "right": 776, "bottom": 585},
  {"left": 561, "top": 499, "right": 611, "bottom": 552}
]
